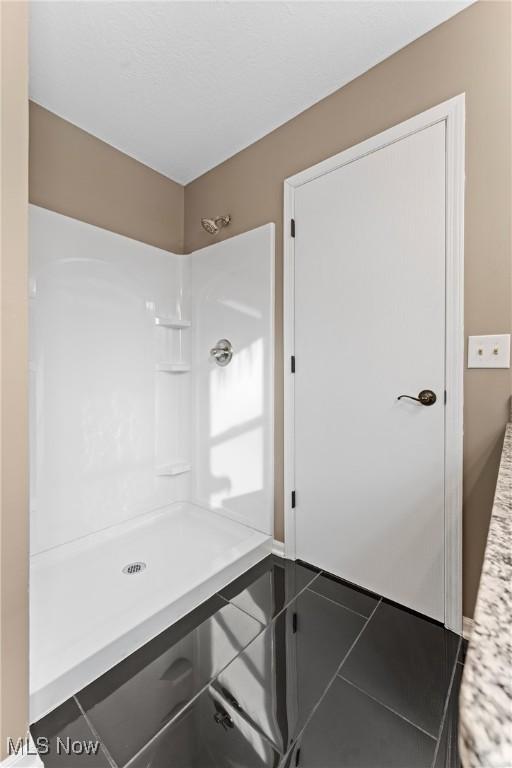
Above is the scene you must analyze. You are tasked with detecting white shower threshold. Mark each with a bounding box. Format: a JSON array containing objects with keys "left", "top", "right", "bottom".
[{"left": 29, "top": 502, "right": 272, "bottom": 723}]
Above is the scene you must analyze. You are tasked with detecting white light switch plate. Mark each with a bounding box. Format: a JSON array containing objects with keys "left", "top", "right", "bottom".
[{"left": 468, "top": 334, "right": 511, "bottom": 368}]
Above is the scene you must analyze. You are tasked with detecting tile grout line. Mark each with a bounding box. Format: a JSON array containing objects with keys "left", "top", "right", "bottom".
[
  {"left": 74, "top": 695, "right": 119, "bottom": 768},
  {"left": 337, "top": 675, "right": 437, "bottom": 740},
  {"left": 218, "top": 569, "right": 323, "bottom": 627},
  {"left": 306, "top": 586, "right": 371, "bottom": 620},
  {"left": 265, "top": 568, "right": 324, "bottom": 619},
  {"left": 429, "top": 635, "right": 463, "bottom": 768},
  {"left": 280, "top": 597, "right": 383, "bottom": 766},
  {"left": 215, "top": 591, "right": 264, "bottom": 624},
  {"left": 221, "top": 566, "right": 374, "bottom": 631}
]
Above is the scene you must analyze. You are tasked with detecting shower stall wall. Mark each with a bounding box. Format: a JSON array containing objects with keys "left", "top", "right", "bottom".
[{"left": 29, "top": 205, "right": 274, "bottom": 721}]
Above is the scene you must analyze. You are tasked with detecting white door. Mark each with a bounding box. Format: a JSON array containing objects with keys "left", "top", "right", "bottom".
[{"left": 293, "top": 121, "right": 447, "bottom": 622}]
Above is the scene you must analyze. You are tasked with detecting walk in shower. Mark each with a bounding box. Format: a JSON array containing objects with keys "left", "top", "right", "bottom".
[{"left": 29, "top": 205, "right": 274, "bottom": 721}]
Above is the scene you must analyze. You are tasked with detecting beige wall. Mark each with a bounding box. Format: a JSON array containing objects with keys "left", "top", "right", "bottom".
[
  {"left": 184, "top": 0, "right": 512, "bottom": 617},
  {"left": 0, "top": 0, "right": 29, "bottom": 758},
  {"left": 30, "top": 102, "right": 185, "bottom": 254}
]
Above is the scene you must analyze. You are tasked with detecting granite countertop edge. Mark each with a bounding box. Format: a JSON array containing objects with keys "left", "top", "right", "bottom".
[{"left": 459, "top": 421, "right": 512, "bottom": 768}]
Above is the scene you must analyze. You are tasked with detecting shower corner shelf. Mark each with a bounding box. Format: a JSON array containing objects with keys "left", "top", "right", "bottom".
[
  {"left": 154, "top": 316, "right": 191, "bottom": 329},
  {"left": 156, "top": 461, "right": 192, "bottom": 477},
  {"left": 156, "top": 362, "right": 191, "bottom": 373}
]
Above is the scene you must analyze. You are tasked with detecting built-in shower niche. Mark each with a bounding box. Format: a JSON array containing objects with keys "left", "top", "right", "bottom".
[{"left": 28, "top": 206, "right": 274, "bottom": 722}]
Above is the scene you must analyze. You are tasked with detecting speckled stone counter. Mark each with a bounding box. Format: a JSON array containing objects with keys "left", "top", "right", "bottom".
[{"left": 459, "top": 422, "right": 512, "bottom": 768}]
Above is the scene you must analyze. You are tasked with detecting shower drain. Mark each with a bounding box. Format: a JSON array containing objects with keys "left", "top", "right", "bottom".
[{"left": 122, "top": 561, "right": 147, "bottom": 575}]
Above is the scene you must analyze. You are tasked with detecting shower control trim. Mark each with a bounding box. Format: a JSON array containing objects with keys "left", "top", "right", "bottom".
[{"left": 210, "top": 338, "right": 233, "bottom": 366}]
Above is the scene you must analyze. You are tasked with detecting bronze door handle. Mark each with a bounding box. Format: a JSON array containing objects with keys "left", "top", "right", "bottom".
[{"left": 397, "top": 389, "right": 437, "bottom": 406}]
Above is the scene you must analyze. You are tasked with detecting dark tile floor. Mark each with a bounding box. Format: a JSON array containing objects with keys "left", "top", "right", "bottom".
[{"left": 31, "top": 556, "right": 464, "bottom": 768}]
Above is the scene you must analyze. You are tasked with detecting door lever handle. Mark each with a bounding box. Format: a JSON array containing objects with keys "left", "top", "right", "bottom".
[{"left": 397, "top": 389, "right": 437, "bottom": 406}]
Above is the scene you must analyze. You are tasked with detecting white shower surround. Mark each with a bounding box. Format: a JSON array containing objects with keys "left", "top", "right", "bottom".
[{"left": 29, "top": 206, "right": 274, "bottom": 721}]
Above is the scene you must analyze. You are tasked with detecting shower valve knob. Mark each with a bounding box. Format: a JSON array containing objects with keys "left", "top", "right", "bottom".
[{"left": 210, "top": 338, "right": 233, "bottom": 366}]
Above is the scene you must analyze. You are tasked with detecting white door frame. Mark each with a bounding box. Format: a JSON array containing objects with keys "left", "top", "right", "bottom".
[{"left": 283, "top": 95, "right": 465, "bottom": 633}]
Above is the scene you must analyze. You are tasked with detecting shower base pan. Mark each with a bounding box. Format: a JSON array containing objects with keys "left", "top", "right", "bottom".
[{"left": 30, "top": 502, "right": 271, "bottom": 722}]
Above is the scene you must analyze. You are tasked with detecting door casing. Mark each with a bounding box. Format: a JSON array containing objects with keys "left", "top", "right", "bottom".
[{"left": 283, "top": 95, "right": 465, "bottom": 633}]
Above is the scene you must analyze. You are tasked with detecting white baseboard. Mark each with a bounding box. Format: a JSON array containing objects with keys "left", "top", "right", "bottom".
[
  {"left": 1, "top": 735, "right": 43, "bottom": 768},
  {"left": 463, "top": 615, "right": 474, "bottom": 641},
  {"left": 272, "top": 539, "right": 285, "bottom": 558}
]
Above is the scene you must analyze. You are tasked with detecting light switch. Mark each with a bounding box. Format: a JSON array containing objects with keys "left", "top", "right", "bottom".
[{"left": 468, "top": 334, "right": 511, "bottom": 368}]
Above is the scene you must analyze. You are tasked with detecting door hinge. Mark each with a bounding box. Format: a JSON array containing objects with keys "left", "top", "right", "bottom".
[
  {"left": 291, "top": 355, "right": 295, "bottom": 373},
  {"left": 290, "top": 218, "right": 295, "bottom": 238},
  {"left": 295, "top": 747, "right": 301, "bottom": 766},
  {"left": 444, "top": 390, "right": 447, "bottom": 405},
  {"left": 291, "top": 490, "right": 296, "bottom": 508},
  {"left": 292, "top": 612, "right": 298, "bottom": 634}
]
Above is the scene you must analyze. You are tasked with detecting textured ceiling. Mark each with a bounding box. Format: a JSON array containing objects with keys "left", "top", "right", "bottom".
[{"left": 30, "top": 1, "right": 473, "bottom": 184}]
